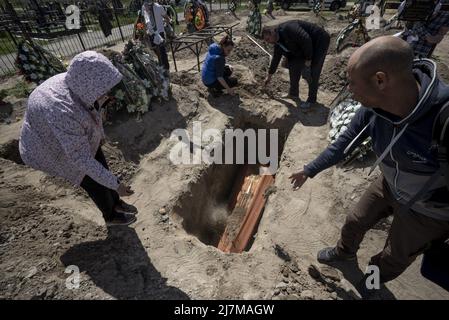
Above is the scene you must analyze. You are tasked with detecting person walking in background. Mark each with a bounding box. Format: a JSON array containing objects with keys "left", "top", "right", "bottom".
[
  {"left": 142, "top": 0, "right": 172, "bottom": 70},
  {"left": 19, "top": 51, "right": 137, "bottom": 227},
  {"left": 264, "top": 0, "right": 275, "bottom": 19}
]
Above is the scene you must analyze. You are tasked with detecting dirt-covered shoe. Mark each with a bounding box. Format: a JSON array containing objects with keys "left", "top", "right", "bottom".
[
  {"left": 317, "top": 246, "right": 356, "bottom": 264},
  {"left": 115, "top": 200, "right": 138, "bottom": 215},
  {"left": 105, "top": 213, "right": 137, "bottom": 227}
]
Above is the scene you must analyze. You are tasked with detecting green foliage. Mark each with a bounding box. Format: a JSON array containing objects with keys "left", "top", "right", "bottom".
[
  {"left": 102, "top": 41, "right": 170, "bottom": 116},
  {"left": 5, "top": 80, "right": 31, "bottom": 98},
  {"left": 16, "top": 40, "right": 66, "bottom": 85}
]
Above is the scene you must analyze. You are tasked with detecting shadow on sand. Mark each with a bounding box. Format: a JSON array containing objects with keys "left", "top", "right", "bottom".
[{"left": 61, "top": 226, "right": 190, "bottom": 300}]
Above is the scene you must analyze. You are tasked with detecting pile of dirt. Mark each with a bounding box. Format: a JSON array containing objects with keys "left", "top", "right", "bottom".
[
  {"left": 170, "top": 70, "right": 199, "bottom": 87},
  {"left": 0, "top": 181, "right": 104, "bottom": 299},
  {"left": 209, "top": 10, "right": 241, "bottom": 26},
  {"left": 0, "top": 171, "right": 186, "bottom": 299},
  {"left": 100, "top": 142, "right": 138, "bottom": 184},
  {"left": 231, "top": 36, "right": 269, "bottom": 62},
  {"left": 319, "top": 51, "right": 353, "bottom": 93},
  {"left": 270, "top": 257, "right": 355, "bottom": 300},
  {"left": 229, "top": 36, "right": 289, "bottom": 96}
]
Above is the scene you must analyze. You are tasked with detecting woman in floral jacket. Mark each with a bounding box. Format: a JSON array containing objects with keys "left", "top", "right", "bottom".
[{"left": 19, "top": 51, "right": 137, "bottom": 226}]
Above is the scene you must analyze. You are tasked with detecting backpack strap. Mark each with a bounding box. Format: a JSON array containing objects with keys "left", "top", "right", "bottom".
[
  {"left": 398, "top": 167, "right": 444, "bottom": 215},
  {"left": 399, "top": 100, "right": 449, "bottom": 214},
  {"left": 432, "top": 100, "right": 449, "bottom": 191}
]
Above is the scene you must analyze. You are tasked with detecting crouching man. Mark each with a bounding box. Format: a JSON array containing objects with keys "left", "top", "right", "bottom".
[
  {"left": 290, "top": 36, "right": 449, "bottom": 298},
  {"left": 19, "top": 51, "right": 137, "bottom": 226}
]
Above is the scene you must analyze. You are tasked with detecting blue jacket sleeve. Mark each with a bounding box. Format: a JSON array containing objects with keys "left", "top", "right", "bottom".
[{"left": 303, "top": 108, "right": 372, "bottom": 178}]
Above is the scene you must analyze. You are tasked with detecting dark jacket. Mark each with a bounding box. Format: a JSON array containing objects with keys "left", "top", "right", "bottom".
[
  {"left": 304, "top": 59, "right": 449, "bottom": 221},
  {"left": 202, "top": 43, "right": 226, "bottom": 86},
  {"left": 268, "top": 20, "right": 329, "bottom": 75}
]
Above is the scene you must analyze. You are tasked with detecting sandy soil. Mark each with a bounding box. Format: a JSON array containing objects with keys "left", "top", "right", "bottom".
[{"left": 1, "top": 10, "right": 449, "bottom": 300}]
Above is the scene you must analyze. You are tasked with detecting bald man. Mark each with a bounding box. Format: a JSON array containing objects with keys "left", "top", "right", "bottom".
[{"left": 289, "top": 36, "right": 449, "bottom": 297}]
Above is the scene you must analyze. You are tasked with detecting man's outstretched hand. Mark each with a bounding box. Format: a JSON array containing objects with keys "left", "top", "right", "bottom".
[{"left": 289, "top": 170, "right": 308, "bottom": 190}]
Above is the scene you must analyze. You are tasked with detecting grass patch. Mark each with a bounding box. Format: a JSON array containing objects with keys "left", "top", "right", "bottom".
[
  {"left": 2, "top": 80, "right": 32, "bottom": 99},
  {"left": 0, "top": 32, "right": 18, "bottom": 55}
]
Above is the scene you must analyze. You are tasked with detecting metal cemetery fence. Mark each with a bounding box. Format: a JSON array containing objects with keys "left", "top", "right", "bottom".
[
  {"left": 0, "top": 0, "right": 139, "bottom": 75},
  {"left": 1, "top": 0, "right": 146, "bottom": 75},
  {"left": 0, "top": 0, "right": 239, "bottom": 76}
]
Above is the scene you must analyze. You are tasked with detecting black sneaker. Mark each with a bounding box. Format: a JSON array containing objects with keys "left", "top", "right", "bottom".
[
  {"left": 114, "top": 200, "right": 138, "bottom": 215},
  {"left": 317, "top": 246, "right": 357, "bottom": 264},
  {"left": 105, "top": 212, "right": 137, "bottom": 227}
]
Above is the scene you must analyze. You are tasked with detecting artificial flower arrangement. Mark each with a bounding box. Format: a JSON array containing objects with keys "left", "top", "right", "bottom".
[
  {"left": 16, "top": 39, "right": 66, "bottom": 85},
  {"left": 122, "top": 40, "right": 169, "bottom": 101},
  {"left": 135, "top": 22, "right": 146, "bottom": 40},
  {"left": 101, "top": 40, "right": 170, "bottom": 116},
  {"left": 328, "top": 98, "right": 373, "bottom": 163},
  {"left": 101, "top": 49, "right": 150, "bottom": 115}
]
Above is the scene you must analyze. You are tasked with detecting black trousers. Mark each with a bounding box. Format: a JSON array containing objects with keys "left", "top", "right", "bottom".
[
  {"left": 152, "top": 32, "right": 170, "bottom": 71},
  {"left": 288, "top": 33, "right": 330, "bottom": 102},
  {"left": 206, "top": 66, "right": 238, "bottom": 90},
  {"left": 80, "top": 147, "right": 120, "bottom": 221}
]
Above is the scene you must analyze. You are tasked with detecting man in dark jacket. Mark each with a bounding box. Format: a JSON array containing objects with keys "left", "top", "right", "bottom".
[
  {"left": 289, "top": 36, "right": 449, "bottom": 297},
  {"left": 262, "top": 20, "right": 330, "bottom": 108}
]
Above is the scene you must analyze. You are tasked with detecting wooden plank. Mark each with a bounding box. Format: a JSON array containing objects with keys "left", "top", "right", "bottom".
[
  {"left": 218, "top": 165, "right": 275, "bottom": 253},
  {"left": 231, "top": 174, "right": 274, "bottom": 253}
]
